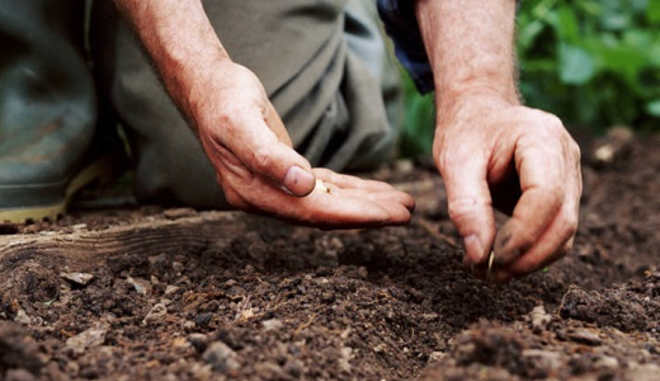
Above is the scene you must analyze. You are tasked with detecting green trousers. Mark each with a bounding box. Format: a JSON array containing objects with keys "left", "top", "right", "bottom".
[{"left": 1, "top": 0, "right": 401, "bottom": 209}]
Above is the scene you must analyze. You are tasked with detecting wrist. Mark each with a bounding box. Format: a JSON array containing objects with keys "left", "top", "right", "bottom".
[{"left": 436, "top": 85, "right": 520, "bottom": 116}]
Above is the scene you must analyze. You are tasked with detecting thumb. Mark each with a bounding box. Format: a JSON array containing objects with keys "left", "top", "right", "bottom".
[
  {"left": 218, "top": 111, "right": 316, "bottom": 196},
  {"left": 440, "top": 153, "right": 496, "bottom": 265}
]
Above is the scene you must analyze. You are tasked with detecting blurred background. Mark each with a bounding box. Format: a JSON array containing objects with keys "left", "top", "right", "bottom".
[{"left": 398, "top": 0, "right": 660, "bottom": 157}]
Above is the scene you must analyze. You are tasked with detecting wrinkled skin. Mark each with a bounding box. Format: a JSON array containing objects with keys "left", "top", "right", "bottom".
[
  {"left": 193, "top": 62, "right": 415, "bottom": 229},
  {"left": 434, "top": 93, "right": 582, "bottom": 282}
]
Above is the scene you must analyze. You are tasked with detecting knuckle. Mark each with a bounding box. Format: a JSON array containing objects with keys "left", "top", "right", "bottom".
[
  {"left": 570, "top": 140, "right": 582, "bottom": 162},
  {"left": 252, "top": 148, "right": 273, "bottom": 172},
  {"left": 561, "top": 211, "right": 579, "bottom": 236},
  {"left": 447, "top": 197, "right": 486, "bottom": 223}
]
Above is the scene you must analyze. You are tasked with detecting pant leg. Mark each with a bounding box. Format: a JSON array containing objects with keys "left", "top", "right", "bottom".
[{"left": 91, "top": 0, "right": 398, "bottom": 208}]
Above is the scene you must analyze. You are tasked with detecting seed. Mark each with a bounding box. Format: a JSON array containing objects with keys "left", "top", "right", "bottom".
[
  {"left": 316, "top": 179, "right": 331, "bottom": 194},
  {"left": 487, "top": 250, "right": 495, "bottom": 282}
]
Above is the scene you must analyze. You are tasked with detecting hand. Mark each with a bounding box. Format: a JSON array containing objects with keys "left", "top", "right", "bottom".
[
  {"left": 190, "top": 61, "right": 414, "bottom": 228},
  {"left": 433, "top": 92, "right": 582, "bottom": 282}
]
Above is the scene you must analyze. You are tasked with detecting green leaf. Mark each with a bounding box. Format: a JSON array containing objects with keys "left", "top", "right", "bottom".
[
  {"left": 518, "top": 20, "right": 546, "bottom": 51},
  {"left": 646, "top": 100, "right": 660, "bottom": 116},
  {"left": 556, "top": 6, "right": 580, "bottom": 43},
  {"left": 649, "top": 0, "right": 660, "bottom": 24},
  {"left": 558, "top": 43, "right": 596, "bottom": 85}
]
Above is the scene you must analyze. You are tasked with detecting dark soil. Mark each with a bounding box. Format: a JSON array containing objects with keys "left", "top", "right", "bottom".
[{"left": 1, "top": 133, "right": 659, "bottom": 381}]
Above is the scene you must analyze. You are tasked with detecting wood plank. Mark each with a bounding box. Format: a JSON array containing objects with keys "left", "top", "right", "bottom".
[{"left": 0, "top": 211, "right": 247, "bottom": 272}]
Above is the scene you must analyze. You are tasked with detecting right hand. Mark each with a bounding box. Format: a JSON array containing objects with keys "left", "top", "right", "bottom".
[{"left": 190, "top": 61, "right": 414, "bottom": 228}]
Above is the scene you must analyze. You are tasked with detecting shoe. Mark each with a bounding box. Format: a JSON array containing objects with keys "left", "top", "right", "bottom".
[{"left": 0, "top": 1, "right": 116, "bottom": 223}]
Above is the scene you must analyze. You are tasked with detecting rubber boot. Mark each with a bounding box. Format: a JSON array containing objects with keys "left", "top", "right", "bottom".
[{"left": 0, "top": 0, "right": 109, "bottom": 222}]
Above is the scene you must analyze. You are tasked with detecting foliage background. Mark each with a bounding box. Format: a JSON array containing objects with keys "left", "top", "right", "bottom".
[{"left": 399, "top": 0, "right": 660, "bottom": 157}]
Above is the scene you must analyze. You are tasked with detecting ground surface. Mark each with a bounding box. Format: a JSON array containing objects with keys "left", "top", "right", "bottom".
[{"left": 0, "top": 133, "right": 658, "bottom": 381}]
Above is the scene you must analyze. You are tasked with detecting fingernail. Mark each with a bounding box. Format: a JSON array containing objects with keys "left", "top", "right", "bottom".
[
  {"left": 283, "top": 166, "right": 315, "bottom": 196},
  {"left": 464, "top": 234, "right": 487, "bottom": 264}
]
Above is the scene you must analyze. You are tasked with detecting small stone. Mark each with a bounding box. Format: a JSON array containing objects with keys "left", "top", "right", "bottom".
[
  {"left": 394, "top": 159, "right": 414, "bottom": 174},
  {"left": 422, "top": 313, "right": 439, "bottom": 322},
  {"left": 338, "top": 346, "right": 353, "bottom": 373},
  {"left": 172, "top": 337, "right": 191, "bottom": 351},
  {"left": 14, "top": 309, "right": 31, "bottom": 325},
  {"left": 262, "top": 319, "right": 283, "bottom": 331},
  {"left": 594, "top": 355, "right": 619, "bottom": 369},
  {"left": 357, "top": 266, "right": 368, "bottom": 279},
  {"left": 183, "top": 320, "right": 196, "bottom": 330},
  {"left": 428, "top": 351, "right": 446, "bottom": 363},
  {"left": 172, "top": 261, "right": 184, "bottom": 273},
  {"left": 203, "top": 341, "right": 240, "bottom": 373},
  {"left": 60, "top": 272, "right": 94, "bottom": 286},
  {"left": 143, "top": 303, "right": 168, "bottom": 325},
  {"left": 522, "top": 349, "right": 562, "bottom": 371},
  {"left": 568, "top": 328, "right": 602, "bottom": 346},
  {"left": 164, "top": 285, "right": 180, "bottom": 296},
  {"left": 127, "top": 276, "right": 151, "bottom": 295},
  {"left": 65, "top": 324, "right": 108, "bottom": 356},
  {"left": 530, "top": 305, "right": 552, "bottom": 333}
]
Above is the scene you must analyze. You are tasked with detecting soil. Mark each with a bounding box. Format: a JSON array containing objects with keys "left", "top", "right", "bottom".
[{"left": 0, "top": 133, "right": 659, "bottom": 381}]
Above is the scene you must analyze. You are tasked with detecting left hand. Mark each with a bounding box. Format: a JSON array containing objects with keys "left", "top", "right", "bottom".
[{"left": 433, "top": 92, "right": 582, "bottom": 282}]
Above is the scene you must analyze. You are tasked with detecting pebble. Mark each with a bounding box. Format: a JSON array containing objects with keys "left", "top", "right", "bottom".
[
  {"left": 171, "top": 337, "right": 191, "bottom": 352},
  {"left": 65, "top": 324, "right": 108, "bottom": 355},
  {"left": 530, "top": 305, "right": 552, "bottom": 333},
  {"left": 394, "top": 159, "right": 414, "bottom": 174},
  {"left": 262, "top": 318, "right": 283, "bottom": 331},
  {"left": 60, "top": 272, "right": 94, "bottom": 286},
  {"left": 127, "top": 276, "right": 151, "bottom": 295},
  {"left": 14, "top": 309, "right": 31, "bottom": 325},
  {"left": 183, "top": 320, "right": 196, "bottom": 330},
  {"left": 593, "top": 355, "right": 619, "bottom": 369},
  {"left": 143, "top": 303, "right": 168, "bottom": 325},
  {"left": 568, "top": 329, "right": 602, "bottom": 346},
  {"left": 202, "top": 341, "right": 240, "bottom": 373},
  {"left": 164, "top": 285, "right": 180, "bottom": 296},
  {"left": 172, "top": 261, "right": 184, "bottom": 273},
  {"left": 338, "top": 346, "right": 353, "bottom": 373},
  {"left": 428, "top": 351, "right": 447, "bottom": 363},
  {"left": 522, "top": 349, "right": 562, "bottom": 371}
]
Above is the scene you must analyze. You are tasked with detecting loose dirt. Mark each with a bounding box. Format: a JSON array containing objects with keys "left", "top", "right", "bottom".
[{"left": 0, "top": 133, "right": 658, "bottom": 381}]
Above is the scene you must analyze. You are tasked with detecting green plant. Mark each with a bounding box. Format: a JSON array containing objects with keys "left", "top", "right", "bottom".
[{"left": 399, "top": 0, "right": 660, "bottom": 157}]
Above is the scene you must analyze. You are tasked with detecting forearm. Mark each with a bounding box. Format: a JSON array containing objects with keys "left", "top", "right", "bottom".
[
  {"left": 415, "top": 0, "right": 519, "bottom": 108},
  {"left": 113, "top": 0, "right": 230, "bottom": 128}
]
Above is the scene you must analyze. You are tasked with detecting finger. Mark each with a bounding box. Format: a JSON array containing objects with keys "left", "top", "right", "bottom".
[
  {"left": 439, "top": 148, "right": 495, "bottom": 265},
  {"left": 313, "top": 168, "right": 398, "bottom": 192},
  {"left": 506, "top": 187, "right": 579, "bottom": 276},
  {"left": 340, "top": 187, "right": 414, "bottom": 221},
  {"left": 265, "top": 102, "right": 293, "bottom": 146},
  {"left": 493, "top": 143, "right": 563, "bottom": 265},
  {"left": 212, "top": 111, "right": 315, "bottom": 196},
  {"left": 225, "top": 169, "right": 411, "bottom": 228}
]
